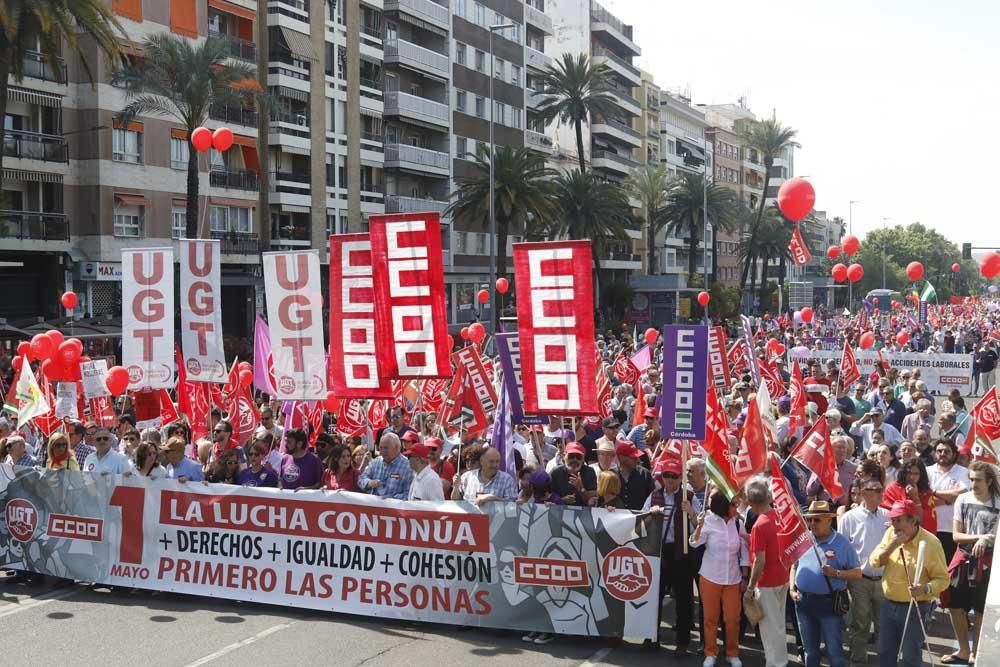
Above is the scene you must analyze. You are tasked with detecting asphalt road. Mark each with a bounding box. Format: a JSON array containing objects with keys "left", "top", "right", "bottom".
[{"left": 1, "top": 572, "right": 963, "bottom": 667}]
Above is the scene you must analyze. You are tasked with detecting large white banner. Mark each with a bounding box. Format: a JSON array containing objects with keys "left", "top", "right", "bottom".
[
  {"left": 262, "top": 250, "right": 327, "bottom": 400},
  {"left": 790, "top": 349, "right": 973, "bottom": 393},
  {"left": 179, "top": 240, "right": 227, "bottom": 383},
  {"left": 122, "top": 248, "right": 174, "bottom": 390}
]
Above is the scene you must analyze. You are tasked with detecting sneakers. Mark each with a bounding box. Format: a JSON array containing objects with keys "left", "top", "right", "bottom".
[
  {"left": 521, "top": 632, "right": 539, "bottom": 642},
  {"left": 728, "top": 659, "right": 743, "bottom": 667},
  {"left": 533, "top": 633, "right": 555, "bottom": 645},
  {"left": 703, "top": 658, "right": 716, "bottom": 667}
]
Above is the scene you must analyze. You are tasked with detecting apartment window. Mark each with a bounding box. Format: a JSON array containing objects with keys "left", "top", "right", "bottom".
[
  {"left": 454, "top": 0, "right": 467, "bottom": 19},
  {"left": 233, "top": 206, "right": 252, "bottom": 233},
  {"left": 170, "top": 136, "right": 188, "bottom": 170},
  {"left": 454, "top": 231, "right": 467, "bottom": 254},
  {"left": 494, "top": 57, "right": 505, "bottom": 80},
  {"left": 510, "top": 64, "right": 520, "bottom": 86},
  {"left": 474, "top": 2, "right": 486, "bottom": 26},
  {"left": 512, "top": 108, "right": 521, "bottom": 129},
  {"left": 476, "top": 233, "right": 487, "bottom": 254},
  {"left": 210, "top": 148, "right": 225, "bottom": 170},
  {"left": 209, "top": 205, "right": 228, "bottom": 233},
  {"left": 112, "top": 128, "right": 142, "bottom": 163},
  {"left": 455, "top": 41, "right": 466, "bottom": 66},
  {"left": 456, "top": 137, "right": 468, "bottom": 158},
  {"left": 474, "top": 49, "right": 485, "bottom": 72},
  {"left": 171, "top": 208, "right": 186, "bottom": 238},
  {"left": 114, "top": 212, "right": 142, "bottom": 238},
  {"left": 475, "top": 96, "right": 485, "bottom": 118},
  {"left": 456, "top": 90, "right": 467, "bottom": 112}
]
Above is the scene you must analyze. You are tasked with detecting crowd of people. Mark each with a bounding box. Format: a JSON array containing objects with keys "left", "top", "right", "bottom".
[{"left": 1, "top": 302, "right": 999, "bottom": 666}]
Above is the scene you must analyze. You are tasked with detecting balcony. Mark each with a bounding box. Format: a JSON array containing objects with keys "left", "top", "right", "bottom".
[
  {"left": 384, "top": 195, "right": 448, "bottom": 214},
  {"left": 384, "top": 39, "right": 449, "bottom": 80},
  {"left": 3, "top": 130, "right": 68, "bottom": 162},
  {"left": 210, "top": 231, "right": 265, "bottom": 255},
  {"left": 384, "top": 143, "right": 450, "bottom": 176},
  {"left": 592, "top": 118, "right": 642, "bottom": 147},
  {"left": 384, "top": 0, "right": 449, "bottom": 31},
  {"left": 590, "top": 2, "right": 641, "bottom": 56},
  {"left": 209, "top": 104, "right": 258, "bottom": 127},
  {"left": 270, "top": 110, "right": 310, "bottom": 127},
  {"left": 0, "top": 210, "right": 69, "bottom": 241},
  {"left": 20, "top": 51, "right": 66, "bottom": 83},
  {"left": 591, "top": 46, "right": 641, "bottom": 85},
  {"left": 524, "top": 4, "right": 554, "bottom": 35},
  {"left": 592, "top": 149, "right": 639, "bottom": 174},
  {"left": 525, "top": 47, "right": 553, "bottom": 72},
  {"left": 525, "top": 129, "right": 553, "bottom": 154},
  {"left": 384, "top": 91, "right": 449, "bottom": 129},
  {"left": 210, "top": 169, "right": 259, "bottom": 191},
  {"left": 210, "top": 33, "right": 257, "bottom": 64},
  {"left": 270, "top": 222, "right": 311, "bottom": 246},
  {"left": 743, "top": 158, "right": 764, "bottom": 172},
  {"left": 526, "top": 88, "right": 547, "bottom": 109},
  {"left": 606, "top": 87, "right": 642, "bottom": 117}
]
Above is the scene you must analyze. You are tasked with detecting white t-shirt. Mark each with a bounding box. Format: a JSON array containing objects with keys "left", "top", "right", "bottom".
[
  {"left": 927, "top": 464, "right": 969, "bottom": 533},
  {"left": 953, "top": 491, "right": 1000, "bottom": 539}
]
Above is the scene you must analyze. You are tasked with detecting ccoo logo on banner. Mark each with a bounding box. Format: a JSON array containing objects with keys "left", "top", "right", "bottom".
[
  {"left": 122, "top": 248, "right": 174, "bottom": 389},
  {"left": 660, "top": 325, "right": 708, "bottom": 440}
]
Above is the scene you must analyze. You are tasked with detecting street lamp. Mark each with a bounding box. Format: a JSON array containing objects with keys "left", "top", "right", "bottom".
[{"left": 488, "top": 23, "right": 515, "bottom": 334}]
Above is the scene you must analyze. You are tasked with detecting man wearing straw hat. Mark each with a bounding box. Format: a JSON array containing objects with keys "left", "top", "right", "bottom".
[{"left": 869, "top": 499, "right": 950, "bottom": 667}]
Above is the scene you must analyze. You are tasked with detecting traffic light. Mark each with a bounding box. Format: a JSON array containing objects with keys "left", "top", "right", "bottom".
[{"left": 963, "top": 243, "right": 972, "bottom": 260}]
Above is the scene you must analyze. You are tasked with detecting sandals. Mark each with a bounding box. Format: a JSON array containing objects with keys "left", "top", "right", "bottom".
[{"left": 941, "top": 654, "right": 970, "bottom": 665}]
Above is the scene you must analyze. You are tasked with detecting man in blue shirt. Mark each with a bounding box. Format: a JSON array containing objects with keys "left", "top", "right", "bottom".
[
  {"left": 161, "top": 437, "right": 204, "bottom": 482},
  {"left": 82, "top": 427, "right": 130, "bottom": 475},
  {"left": 359, "top": 433, "right": 412, "bottom": 500},
  {"left": 626, "top": 407, "right": 658, "bottom": 450}
]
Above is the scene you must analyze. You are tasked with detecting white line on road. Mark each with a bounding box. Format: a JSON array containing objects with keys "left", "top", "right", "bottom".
[
  {"left": 579, "top": 646, "right": 613, "bottom": 667},
  {"left": 181, "top": 622, "right": 294, "bottom": 667},
  {"left": 0, "top": 586, "right": 84, "bottom": 619}
]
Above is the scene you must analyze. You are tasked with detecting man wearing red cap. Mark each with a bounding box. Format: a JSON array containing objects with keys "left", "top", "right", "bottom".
[
  {"left": 626, "top": 407, "right": 659, "bottom": 451},
  {"left": 407, "top": 442, "right": 444, "bottom": 501},
  {"left": 616, "top": 440, "right": 654, "bottom": 511},
  {"left": 400, "top": 429, "right": 421, "bottom": 451},
  {"left": 869, "top": 499, "right": 949, "bottom": 667},
  {"left": 549, "top": 442, "right": 596, "bottom": 506}
]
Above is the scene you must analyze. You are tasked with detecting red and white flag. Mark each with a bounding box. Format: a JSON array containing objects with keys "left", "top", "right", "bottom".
[
  {"left": 768, "top": 454, "right": 813, "bottom": 567},
  {"left": 759, "top": 357, "right": 786, "bottom": 401},
  {"left": 790, "top": 417, "right": 842, "bottom": 500},
  {"left": 613, "top": 350, "right": 639, "bottom": 386},
  {"left": 732, "top": 395, "right": 769, "bottom": 487},
  {"left": 838, "top": 341, "right": 861, "bottom": 389},
  {"left": 707, "top": 326, "right": 732, "bottom": 390},
  {"left": 334, "top": 398, "right": 368, "bottom": 438},
  {"left": 513, "top": 240, "right": 598, "bottom": 415},
  {"left": 453, "top": 346, "right": 498, "bottom": 417},
  {"left": 788, "top": 223, "right": 812, "bottom": 266},
  {"left": 369, "top": 213, "right": 451, "bottom": 379},
  {"left": 122, "top": 248, "right": 174, "bottom": 389},
  {"left": 179, "top": 239, "right": 226, "bottom": 382},
  {"left": 788, "top": 360, "right": 808, "bottom": 434},
  {"left": 328, "top": 233, "right": 393, "bottom": 398},
  {"left": 727, "top": 340, "right": 750, "bottom": 376},
  {"left": 159, "top": 389, "right": 180, "bottom": 425}
]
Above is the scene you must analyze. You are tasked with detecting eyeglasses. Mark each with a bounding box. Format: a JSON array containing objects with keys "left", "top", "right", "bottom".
[
  {"left": 862, "top": 486, "right": 884, "bottom": 493},
  {"left": 213, "top": 429, "right": 227, "bottom": 434},
  {"left": 53, "top": 443, "right": 68, "bottom": 449},
  {"left": 85, "top": 430, "right": 96, "bottom": 436},
  {"left": 95, "top": 436, "right": 110, "bottom": 442},
  {"left": 805, "top": 518, "right": 826, "bottom": 524}
]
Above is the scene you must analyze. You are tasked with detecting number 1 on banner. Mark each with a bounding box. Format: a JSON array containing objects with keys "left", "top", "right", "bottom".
[{"left": 109, "top": 486, "right": 145, "bottom": 564}]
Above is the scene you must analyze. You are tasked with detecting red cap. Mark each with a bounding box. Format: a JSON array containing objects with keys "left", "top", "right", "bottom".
[
  {"left": 401, "top": 431, "right": 420, "bottom": 443},
  {"left": 888, "top": 499, "right": 920, "bottom": 519},
  {"left": 407, "top": 443, "right": 430, "bottom": 459},
  {"left": 653, "top": 457, "right": 683, "bottom": 478},
  {"left": 643, "top": 407, "right": 658, "bottom": 419},
  {"left": 615, "top": 440, "right": 643, "bottom": 458},
  {"left": 424, "top": 437, "right": 444, "bottom": 451},
  {"left": 565, "top": 443, "right": 586, "bottom": 458}
]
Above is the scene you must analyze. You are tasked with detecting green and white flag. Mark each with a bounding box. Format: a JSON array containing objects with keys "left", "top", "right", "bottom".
[
  {"left": 920, "top": 281, "right": 936, "bottom": 302},
  {"left": 16, "top": 356, "right": 50, "bottom": 429}
]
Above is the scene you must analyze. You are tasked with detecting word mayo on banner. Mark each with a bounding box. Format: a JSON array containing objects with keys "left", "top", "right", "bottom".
[
  {"left": 0, "top": 467, "right": 662, "bottom": 641},
  {"left": 179, "top": 240, "right": 226, "bottom": 383},
  {"left": 495, "top": 333, "right": 548, "bottom": 425},
  {"left": 121, "top": 248, "right": 174, "bottom": 390},
  {"left": 513, "top": 241, "right": 598, "bottom": 415},
  {"left": 660, "top": 325, "right": 708, "bottom": 440},
  {"left": 328, "top": 234, "right": 392, "bottom": 398},
  {"left": 369, "top": 213, "right": 451, "bottom": 379},
  {"left": 789, "top": 349, "right": 973, "bottom": 393},
  {"left": 262, "top": 251, "right": 327, "bottom": 400}
]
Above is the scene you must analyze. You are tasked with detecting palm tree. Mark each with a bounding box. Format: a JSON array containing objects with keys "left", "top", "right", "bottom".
[
  {"left": 738, "top": 118, "right": 799, "bottom": 293},
  {"left": 446, "top": 145, "right": 557, "bottom": 284},
  {"left": 659, "top": 173, "right": 737, "bottom": 287},
  {"left": 113, "top": 34, "right": 257, "bottom": 239},
  {"left": 627, "top": 164, "right": 671, "bottom": 275},
  {"left": 750, "top": 210, "right": 794, "bottom": 311},
  {"left": 0, "top": 0, "right": 123, "bottom": 186},
  {"left": 536, "top": 53, "right": 618, "bottom": 173}
]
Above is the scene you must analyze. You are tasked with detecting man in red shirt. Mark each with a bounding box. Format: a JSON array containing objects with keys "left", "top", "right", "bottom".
[
  {"left": 745, "top": 476, "right": 790, "bottom": 667},
  {"left": 805, "top": 362, "right": 832, "bottom": 415}
]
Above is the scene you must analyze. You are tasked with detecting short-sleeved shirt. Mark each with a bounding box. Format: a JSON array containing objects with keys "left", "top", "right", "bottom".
[
  {"left": 927, "top": 464, "right": 969, "bottom": 533},
  {"left": 165, "top": 457, "right": 205, "bottom": 482},
  {"left": 82, "top": 450, "right": 130, "bottom": 475},
  {"left": 279, "top": 451, "right": 324, "bottom": 490},
  {"left": 458, "top": 469, "right": 518, "bottom": 502},
  {"left": 749, "top": 510, "right": 789, "bottom": 588},
  {"left": 953, "top": 491, "right": 999, "bottom": 549},
  {"left": 795, "top": 531, "right": 859, "bottom": 594},
  {"left": 236, "top": 467, "right": 278, "bottom": 488}
]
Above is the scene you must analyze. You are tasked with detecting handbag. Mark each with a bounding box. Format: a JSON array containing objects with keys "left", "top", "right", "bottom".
[
  {"left": 823, "top": 574, "right": 851, "bottom": 616},
  {"left": 743, "top": 590, "right": 765, "bottom": 626}
]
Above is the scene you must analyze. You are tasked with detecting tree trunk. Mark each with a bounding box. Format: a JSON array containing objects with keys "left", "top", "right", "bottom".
[
  {"left": 575, "top": 119, "right": 586, "bottom": 174},
  {"left": 758, "top": 259, "right": 770, "bottom": 314},
  {"left": 185, "top": 134, "right": 200, "bottom": 238},
  {"left": 686, "top": 215, "right": 699, "bottom": 287},
  {"left": 0, "top": 51, "right": 12, "bottom": 202},
  {"left": 748, "top": 254, "right": 758, "bottom": 310},
  {"left": 646, "top": 209, "right": 656, "bottom": 275},
  {"left": 739, "top": 170, "right": 772, "bottom": 292}
]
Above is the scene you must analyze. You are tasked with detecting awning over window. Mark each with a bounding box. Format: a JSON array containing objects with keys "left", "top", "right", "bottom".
[
  {"left": 114, "top": 193, "right": 149, "bottom": 207},
  {"left": 241, "top": 145, "right": 259, "bottom": 172},
  {"left": 233, "top": 134, "right": 256, "bottom": 148},
  {"left": 2, "top": 168, "right": 63, "bottom": 184},
  {"left": 170, "top": 127, "right": 188, "bottom": 140},
  {"left": 678, "top": 139, "right": 705, "bottom": 160},
  {"left": 7, "top": 86, "right": 62, "bottom": 108},
  {"left": 278, "top": 26, "right": 318, "bottom": 61},
  {"left": 208, "top": 0, "right": 255, "bottom": 21},
  {"left": 170, "top": 0, "right": 198, "bottom": 38},
  {"left": 113, "top": 119, "right": 144, "bottom": 133},
  {"left": 271, "top": 85, "right": 309, "bottom": 103},
  {"left": 210, "top": 197, "right": 255, "bottom": 208}
]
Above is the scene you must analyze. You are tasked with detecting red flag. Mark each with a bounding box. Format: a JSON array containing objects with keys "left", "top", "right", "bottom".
[
  {"left": 788, "top": 223, "right": 812, "bottom": 266},
  {"left": 790, "top": 417, "right": 842, "bottom": 500},
  {"left": 769, "top": 454, "right": 813, "bottom": 567},
  {"left": 613, "top": 350, "right": 639, "bottom": 386},
  {"left": 226, "top": 385, "right": 259, "bottom": 447},
  {"left": 307, "top": 401, "right": 324, "bottom": 447},
  {"left": 971, "top": 387, "right": 1000, "bottom": 442},
  {"left": 89, "top": 396, "right": 117, "bottom": 428},
  {"left": 838, "top": 341, "right": 861, "bottom": 388},
  {"left": 727, "top": 340, "right": 750, "bottom": 376},
  {"left": 439, "top": 364, "right": 467, "bottom": 428},
  {"left": 732, "top": 396, "right": 769, "bottom": 487},
  {"left": 702, "top": 387, "right": 740, "bottom": 499},
  {"left": 368, "top": 399, "right": 388, "bottom": 432},
  {"left": 596, "top": 365, "right": 613, "bottom": 418},
  {"left": 220, "top": 360, "right": 240, "bottom": 408},
  {"left": 34, "top": 375, "right": 62, "bottom": 436},
  {"left": 159, "top": 389, "right": 180, "bottom": 425},
  {"left": 759, "top": 356, "right": 786, "bottom": 400},
  {"left": 419, "top": 377, "right": 449, "bottom": 414},
  {"left": 632, "top": 379, "right": 646, "bottom": 428},
  {"left": 334, "top": 398, "right": 368, "bottom": 438},
  {"left": 707, "top": 326, "right": 732, "bottom": 390},
  {"left": 788, "top": 360, "right": 808, "bottom": 434}
]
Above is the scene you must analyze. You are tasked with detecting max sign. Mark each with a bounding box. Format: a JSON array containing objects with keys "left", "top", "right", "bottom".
[
  {"left": 122, "top": 248, "right": 174, "bottom": 390},
  {"left": 262, "top": 250, "right": 327, "bottom": 400},
  {"left": 659, "top": 325, "right": 708, "bottom": 440},
  {"left": 180, "top": 240, "right": 226, "bottom": 382}
]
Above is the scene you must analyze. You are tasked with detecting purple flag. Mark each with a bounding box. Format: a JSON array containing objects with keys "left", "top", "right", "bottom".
[
  {"left": 660, "top": 325, "right": 709, "bottom": 440},
  {"left": 253, "top": 315, "right": 276, "bottom": 396},
  {"left": 492, "top": 382, "right": 515, "bottom": 476},
  {"left": 495, "top": 332, "right": 547, "bottom": 425}
]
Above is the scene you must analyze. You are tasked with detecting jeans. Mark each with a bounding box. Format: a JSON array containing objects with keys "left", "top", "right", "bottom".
[
  {"left": 795, "top": 593, "right": 846, "bottom": 667},
  {"left": 847, "top": 578, "right": 883, "bottom": 663},
  {"left": 878, "top": 600, "right": 930, "bottom": 667}
]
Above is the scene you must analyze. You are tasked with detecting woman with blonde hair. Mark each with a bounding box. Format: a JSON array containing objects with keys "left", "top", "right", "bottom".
[
  {"left": 595, "top": 470, "right": 624, "bottom": 509},
  {"left": 46, "top": 433, "right": 79, "bottom": 471}
]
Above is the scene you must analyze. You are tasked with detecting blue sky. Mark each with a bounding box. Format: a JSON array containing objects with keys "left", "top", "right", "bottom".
[{"left": 603, "top": 0, "right": 1000, "bottom": 248}]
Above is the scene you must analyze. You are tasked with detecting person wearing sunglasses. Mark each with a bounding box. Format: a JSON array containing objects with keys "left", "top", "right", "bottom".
[
  {"left": 838, "top": 479, "right": 890, "bottom": 665},
  {"left": 45, "top": 433, "right": 79, "bottom": 471},
  {"left": 82, "top": 427, "right": 130, "bottom": 475},
  {"left": 67, "top": 420, "right": 95, "bottom": 468},
  {"left": 206, "top": 450, "right": 240, "bottom": 484},
  {"left": 253, "top": 406, "right": 284, "bottom": 442},
  {"left": 161, "top": 437, "right": 205, "bottom": 482},
  {"left": 131, "top": 442, "right": 164, "bottom": 478},
  {"left": 236, "top": 444, "right": 278, "bottom": 488},
  {"left": 120, "top": 430, "right": 141, "bottom": 459}
]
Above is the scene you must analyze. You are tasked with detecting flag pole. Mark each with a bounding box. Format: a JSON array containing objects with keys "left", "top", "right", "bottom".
[{"left": 682, "top": 439, "right": 689, "bottom": 555}]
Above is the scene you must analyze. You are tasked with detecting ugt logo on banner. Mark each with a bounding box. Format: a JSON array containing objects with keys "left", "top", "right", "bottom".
[
  {"left": 179, "top": 240, "right": 227, "bottom": 383},
  {"left": 122, "top": 248, "right": 174, "bottom": 389},
  {"left": 660, "top": 325, "right": 708, "bottom": 440}
]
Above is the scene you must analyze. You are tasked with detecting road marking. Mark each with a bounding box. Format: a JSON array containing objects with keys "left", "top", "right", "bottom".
[
  {"left": 0, "top": 586, "right": 84, "bottom": 619},
  {"left": 579, "top": 646, "right": 612, "bottom": 667},
  {"left": 181, "top": 622, "right": 294, "bottom": 667}
]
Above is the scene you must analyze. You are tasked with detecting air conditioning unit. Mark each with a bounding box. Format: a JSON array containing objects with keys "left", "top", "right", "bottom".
[{"left": 296, "top": 114, "right": 307, "bottom": 126}]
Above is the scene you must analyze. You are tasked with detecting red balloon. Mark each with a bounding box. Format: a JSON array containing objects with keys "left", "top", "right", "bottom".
[
  {"left": 106, "top": 366, "right": 130, "bottom": 396},
  {"left": 191, "top": 126, "right": 213, "bottom": 152},
  {"left": 906, "top": 261, "right": 924, "bottom": 282},
  {"left": 477, "top": 289, "right": 489, "bottom": 305},
  {"left": 323, "top": 390, "right": 338, "bottom": 413},
  {"left": 644, "top": 327, "right": 658, "bottom": 345},
  {"left": 800, "top": 307, "right": 813, "bottom": 323},
  {"left": 847, "top": 263, "right": 864, "bottom": 283},
  {"left": 41, "top": 358, "right": 65, "bottom": 381},
  {"left": 896, "top": 331, "right": 910, "bottom": 346},
  {"left": 16, "top": 341, "right": 30, "bottom": 357},
  {"left": 980, "top": 252, "right": 1000, "bottom": 280},
  {"left": 447, "top": 335, "right": 455, "bottom": 349},
  {"left": 952, "top": 262, "right": 961, "bottom": 274},
  {"left": 12, "top": 356, "right": 23, "bottom": 372},
  {"left": 212, "top": 127, "right": 234, "bottom": 152},
  {"left": 57, "top": 340, "right": 81, "bottom": 367},
  {"left": 859, "top": 332, "right": 875, "bottom": 350},
  {"left": 697, "top": 291, "right": 710, "bottom": 306},
  {"left": 60, "top": 291, "right": 78, "bottom": 310},
  {"left": 831, "top": 263, "right": 848, "bottom": 283},
  {"left": 776, "top": 177, "right": 816, "bottom": 222},
  {"left": 238, "top": 368, "right": 253, "bottom": 388},
  {"left": 460, "top": 326, "right": 470, "bottom": 341},
  {"left": 468, "top": 322, "right": 486, "bottom": 344},
  {"left": 842, "top": 235, "right": 861, "bottom": 256},
  {"left": 495, "top": 277, "right": 509, "bottom": 294},
  {"left": 826, "top": 245, "right": 841, "bottom": 259},
  {"left": 46, "top": 329, "right": 64, "bottom": 349},
  {"left": 29, "top": 333, "right": 54, "bottom": 361}
]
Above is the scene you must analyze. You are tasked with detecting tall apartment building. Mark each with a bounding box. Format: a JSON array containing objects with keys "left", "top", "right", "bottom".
[{"left": 705, "top": 125, "right": 743, "bottom": 286}]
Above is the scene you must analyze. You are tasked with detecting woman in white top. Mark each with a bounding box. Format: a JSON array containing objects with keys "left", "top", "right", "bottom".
[{"left": 690, "top": 490, "right": 750, "bottom": 667}]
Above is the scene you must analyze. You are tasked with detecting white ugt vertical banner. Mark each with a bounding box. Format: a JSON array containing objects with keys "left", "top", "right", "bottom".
[
  {"left": 179, "top": 240, "right": 227, "bottom": 383},
  {"left": 262, "top": 250, "right": 327, "bottom": 400},
  {"left": 122, "top": 248, "right": 175, "bottom": 390}
]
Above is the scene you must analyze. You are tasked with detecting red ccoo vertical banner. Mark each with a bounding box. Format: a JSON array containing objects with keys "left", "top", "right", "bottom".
[
  {"left": 513, "top": 240, "right": 598, "bottom": 415},
  {"left": 369, "top": 213, "right": 451, "bottom": 379},
  {"left": 328, "top": 233, "right": 393, "bottom": 398}
]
